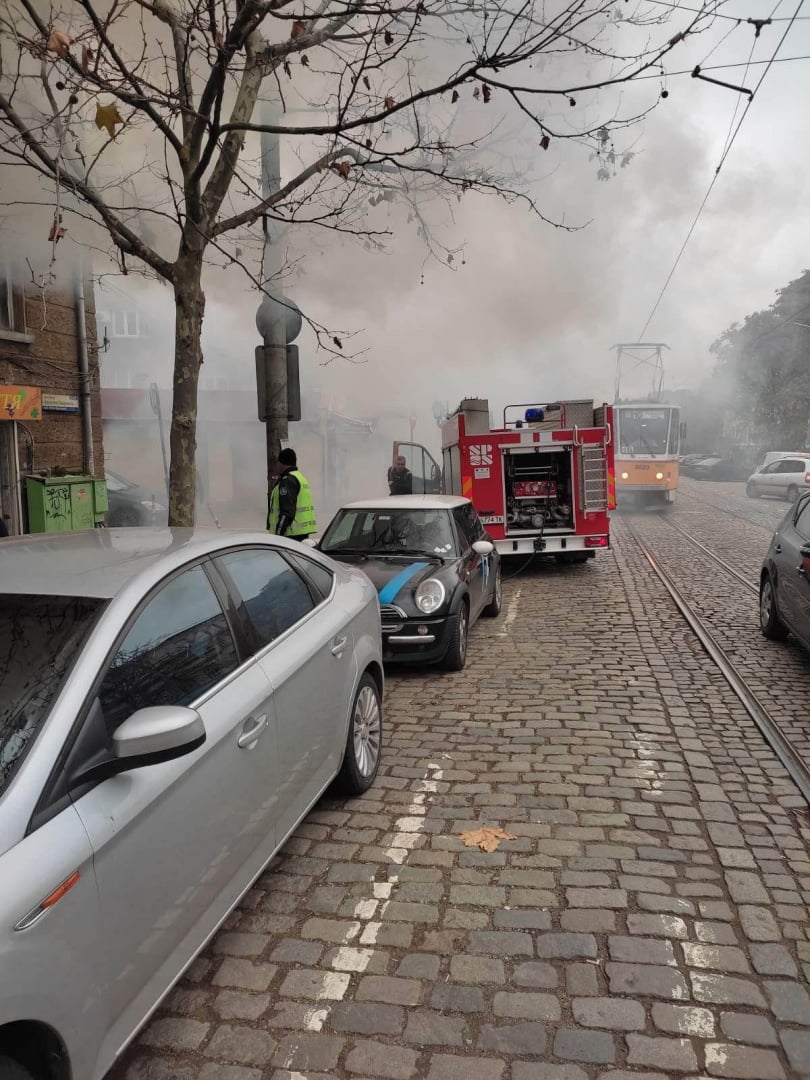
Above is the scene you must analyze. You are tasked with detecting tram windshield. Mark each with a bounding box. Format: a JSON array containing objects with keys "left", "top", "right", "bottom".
[{"left": 616, "top": 408, "right": 679, "bottom": 456}]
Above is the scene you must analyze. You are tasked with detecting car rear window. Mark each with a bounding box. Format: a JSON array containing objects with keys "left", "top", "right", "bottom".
[{"left": 0, "top": 595, "right": 106, "bottom": 796}]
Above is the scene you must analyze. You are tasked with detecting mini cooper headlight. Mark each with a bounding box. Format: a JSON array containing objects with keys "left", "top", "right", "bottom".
[{"left": 415, "top": 578, "right": 446, "bottom": 614}]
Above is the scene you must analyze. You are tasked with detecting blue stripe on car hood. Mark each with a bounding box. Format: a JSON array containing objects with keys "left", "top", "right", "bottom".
[{"left": 378, "top": 562, "right": 429, "bottom": 604}]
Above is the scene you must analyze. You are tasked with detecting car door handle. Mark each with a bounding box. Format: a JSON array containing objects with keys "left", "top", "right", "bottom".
[
  {"left": 238, "top": 714, "right": 267, "bottom": 749},
  {"left": 799, "top": 566, "right": 807, "bottom": 577},
  {"left": 775, "top": 545, "right": 782, "bottom": 554},
  {"left": 331, "top": 636, "right": 348, "bottom": 657}
]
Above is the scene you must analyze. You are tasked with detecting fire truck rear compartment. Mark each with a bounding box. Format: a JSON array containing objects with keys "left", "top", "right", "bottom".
[{"left": 504, "top": 448, "right": 574, "bottom": 534}]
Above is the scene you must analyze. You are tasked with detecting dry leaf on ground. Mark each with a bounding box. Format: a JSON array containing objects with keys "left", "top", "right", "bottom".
[{"left": 460, "top": 826, "right": 515, "bottom": 852}]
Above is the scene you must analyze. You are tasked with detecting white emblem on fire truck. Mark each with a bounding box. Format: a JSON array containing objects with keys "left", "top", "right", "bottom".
[{"left": 469, "top": 443, "right": 492, "bottom": 466}]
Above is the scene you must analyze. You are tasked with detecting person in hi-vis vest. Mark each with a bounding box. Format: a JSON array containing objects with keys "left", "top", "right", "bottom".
[{"left": 267, "top": 448, "right": 317, "bottom": 540}]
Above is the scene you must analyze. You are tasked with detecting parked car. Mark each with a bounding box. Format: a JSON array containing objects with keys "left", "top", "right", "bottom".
[
  {"left": 679, "top": 453, "right": 708, "bottom": 471},
  {"left": 760, "top": 493, "right": 810, "bottom": 652},
  {"left": 689, "top": 457, "right": 749, "bottom": 482},
  {"left": 315, "top": 495, "right": 502, "bottom": 669},
  {"left": 746, "top": 455, "right": 810, "bottom": 501},
  {"left": 105, "top": 469, "right": 166, "bottom": 526},
  {"left": 0, "top": 528, "right": 383, "bottom": 1080}
]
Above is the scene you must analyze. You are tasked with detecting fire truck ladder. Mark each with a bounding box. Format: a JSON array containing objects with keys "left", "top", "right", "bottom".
[{"left": 581, "top": 443, "right": 608, "bottom": 513}]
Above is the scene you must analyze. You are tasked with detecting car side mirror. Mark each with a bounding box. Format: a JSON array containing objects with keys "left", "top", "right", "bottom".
[
  {"left": 113, "top": 706, "right": 205, "bottom": 763},
  {"left": 472, "top": 540, "right": 494, "bottom": 556},
  {"left": 71, "top": 706, "right": 205, "bottom": 788},
  {"left": 302, "top": 537, "right": 318, "bottom": 548}
]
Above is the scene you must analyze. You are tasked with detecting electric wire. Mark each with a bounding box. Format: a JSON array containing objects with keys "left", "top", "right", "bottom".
[{"left": 637, "top": 0, "right": 805, "bottom": 339}]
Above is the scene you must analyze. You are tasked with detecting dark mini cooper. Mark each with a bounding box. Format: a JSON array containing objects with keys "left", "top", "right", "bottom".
[{"left": 316, "top": 496, "right": 502, "bottom": 669}]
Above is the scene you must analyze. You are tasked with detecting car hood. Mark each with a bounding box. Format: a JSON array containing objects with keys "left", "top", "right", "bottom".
[{"left": 329, "top": 554, "right": 443, "bottom": 605}]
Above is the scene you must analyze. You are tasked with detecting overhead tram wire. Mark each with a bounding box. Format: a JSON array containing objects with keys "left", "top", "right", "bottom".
[
  {"left": 642, "top": 0, "right": 810, "bottom": 20},
  {"left": 636, "top": 0, "right": 806, "bottom": 340},
  {"left": 630, "top": 53, "right": 810, "bottom": 78}
]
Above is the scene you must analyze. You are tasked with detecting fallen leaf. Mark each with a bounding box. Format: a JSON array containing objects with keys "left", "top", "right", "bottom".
[
  {"left": 384, "top": 95, "right": 395, "bottom": 110},
  {"left": 291, "top": 19, "right": 306, "bottom": 39},
  {"left": 47, "top": 29, "right": 72, "bottom": 57},
  {"left": 460, "top": 826, "right": 516, "bottom": 853},
  {"left": 365, "top": 138, "right": 372, "bottom": 149},
  {"left": 94, "top": 102, "right": 124, "bottom": 138}
]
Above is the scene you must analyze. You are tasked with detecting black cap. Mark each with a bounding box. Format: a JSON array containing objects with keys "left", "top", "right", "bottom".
[{"left": 278, "top": 448, "right": 297, "bottom": 467}]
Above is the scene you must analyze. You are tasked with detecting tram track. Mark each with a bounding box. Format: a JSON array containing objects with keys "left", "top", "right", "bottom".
[
  {"left": 660, "top": 515, "right": 758, "bottom": 596},
  {"left": 624, "top": 519, "right": 810, "bottom": 807}
]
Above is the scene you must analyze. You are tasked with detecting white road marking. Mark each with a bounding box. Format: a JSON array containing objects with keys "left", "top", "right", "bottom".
[{"left": 497, "top": 586, "right": 522, "bottom": 636}]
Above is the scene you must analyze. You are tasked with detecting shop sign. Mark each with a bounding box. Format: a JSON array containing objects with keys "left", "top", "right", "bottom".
[{"left": 0, "top": 385, "right": 42, "bottom": 421}]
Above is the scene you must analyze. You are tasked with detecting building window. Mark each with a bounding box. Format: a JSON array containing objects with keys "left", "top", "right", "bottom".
[
  {"left": 0, "top": 270, "right": 27, "bottom": 335},
  {"left": 111, "top": 310, "right": 148, "bottom": 338}
]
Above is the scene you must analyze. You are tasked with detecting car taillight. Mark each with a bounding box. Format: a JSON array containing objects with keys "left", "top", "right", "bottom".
[
  {"left": 805, "top": 472, "right": 810, "bottom": 484},
  {"left": 584, "top": 536, "right": 609, "bottom": 548}
]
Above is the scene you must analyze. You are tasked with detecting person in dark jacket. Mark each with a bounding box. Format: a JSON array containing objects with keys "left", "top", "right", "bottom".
[
  {"left": 388, "top": 455, "right": 413, "bottom": 495},
  {"left": 0, "top": 517, "right": 8, "bottom": 538},
  {"left": 267, "top": 448, "right": 317, "bottom": 539}
]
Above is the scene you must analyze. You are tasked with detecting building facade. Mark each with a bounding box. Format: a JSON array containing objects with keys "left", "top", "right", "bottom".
[{"left": 0, "top": 264, "right": 103, "bottom": 535}]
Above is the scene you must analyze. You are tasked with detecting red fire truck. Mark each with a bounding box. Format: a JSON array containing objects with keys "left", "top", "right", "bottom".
[{"left": 395, "top": 397, "right": 616, "bottom": 561}]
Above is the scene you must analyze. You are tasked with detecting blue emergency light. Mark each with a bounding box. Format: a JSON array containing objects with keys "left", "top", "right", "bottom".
[{"left": 525, "top": 408, "right": 545, "bottom": 422}]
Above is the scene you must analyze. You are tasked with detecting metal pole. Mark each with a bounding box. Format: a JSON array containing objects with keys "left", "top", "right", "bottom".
[
  {"left": 260, "top": 99, "right": 288, "bottom": 484},
  {"left": 75, "top": 274, "right": 95, "bottom": 475},
  {"left": 149, "top": 383, "right": 171, "bottom": 499}
]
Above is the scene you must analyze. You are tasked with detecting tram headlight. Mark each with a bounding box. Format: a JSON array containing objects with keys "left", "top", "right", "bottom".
[
  {"left": 655, "top": 471, "right": 664, "bottom": 480},
  {"left": 621, "top": 472, "right": 629, "bottom": 480}
]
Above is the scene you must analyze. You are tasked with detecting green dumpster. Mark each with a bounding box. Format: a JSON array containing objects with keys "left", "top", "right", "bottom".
[{"left": 26, "top": 475, "right": 108, "bottom": 533}]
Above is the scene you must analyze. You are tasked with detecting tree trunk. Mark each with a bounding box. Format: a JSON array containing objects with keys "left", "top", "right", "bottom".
[{"left": 169, "top": 260, "right": 205, "bottom": 527}]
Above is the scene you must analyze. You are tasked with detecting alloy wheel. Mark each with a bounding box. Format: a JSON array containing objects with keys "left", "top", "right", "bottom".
[
  {"left": 353, "top": 685, "right": 382, "bottom": 777},
  {"left": 760, "top": 580, "right": 773, "bottom": 628}
]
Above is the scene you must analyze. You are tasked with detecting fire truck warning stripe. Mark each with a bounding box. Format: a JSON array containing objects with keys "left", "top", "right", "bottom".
[
  {"left": 378, "top": 562, "right": 429, "bottom": 604},
  {"left": 462, "top": 477, "right": 473, "bottom": 497}
]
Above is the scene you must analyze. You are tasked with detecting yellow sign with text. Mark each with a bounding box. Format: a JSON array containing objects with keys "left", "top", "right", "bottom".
[{"left": 0, "top": 385, "right": 43, "bottom": 421}]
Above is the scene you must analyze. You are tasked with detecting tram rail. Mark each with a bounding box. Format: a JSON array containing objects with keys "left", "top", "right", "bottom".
[{"left": 626, "top": 521, "right": 810, "bottom": 807}]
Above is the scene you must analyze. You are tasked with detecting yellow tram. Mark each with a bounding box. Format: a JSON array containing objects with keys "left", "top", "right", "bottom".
[{"left": 613, "top": 402, "right": 682, "bottom": 508}]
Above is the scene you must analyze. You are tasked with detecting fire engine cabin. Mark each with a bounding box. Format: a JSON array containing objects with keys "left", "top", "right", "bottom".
[{"left": 395, "top": 398, "right": 615, "bottom": 559}]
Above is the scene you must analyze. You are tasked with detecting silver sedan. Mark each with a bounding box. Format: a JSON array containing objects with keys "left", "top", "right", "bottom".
[{"left": 0, "top": 529, "right": 383, "bottom": 1080}]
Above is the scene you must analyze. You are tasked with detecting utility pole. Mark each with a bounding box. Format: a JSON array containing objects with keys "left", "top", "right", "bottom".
[{"left": 256, "top": 98, "right": 288, "bottom": 483}]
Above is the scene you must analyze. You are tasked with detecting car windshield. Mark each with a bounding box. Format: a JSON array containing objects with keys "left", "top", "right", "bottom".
[
  {"left": 321, "top": 508, "right": 458, "bottom": 557},
  {"left": 0, "top": 595, "right": 105, "bottom": 796}
]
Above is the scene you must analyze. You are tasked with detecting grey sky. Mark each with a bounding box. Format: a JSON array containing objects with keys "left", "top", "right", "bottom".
[{"left": 85, "top": 0, "right": 810, "bottom": 448}]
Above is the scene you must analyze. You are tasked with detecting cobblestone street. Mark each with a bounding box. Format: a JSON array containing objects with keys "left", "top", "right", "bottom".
[{"left": 114, "top": 483, "right": 810, "bottom": 1080}]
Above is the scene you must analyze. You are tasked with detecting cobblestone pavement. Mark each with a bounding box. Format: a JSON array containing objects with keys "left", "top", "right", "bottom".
[
  {"left": 675, "top": 479, "right": 790, "bottom": 536},
  {"left": 619, "top": 481, "right": 810, "bottom": 765},
  {"left": 112, "top": 515, "right": 810, "bottom": 1080}
]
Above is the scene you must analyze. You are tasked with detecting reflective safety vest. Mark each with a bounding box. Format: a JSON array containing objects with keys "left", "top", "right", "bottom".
[{"left": 267, "top": 469, "right": 317, "bottom": 536}]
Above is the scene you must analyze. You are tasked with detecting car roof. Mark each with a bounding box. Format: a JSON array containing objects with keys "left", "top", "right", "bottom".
[
  {"left": 0, "top": 528, "right": 279, "bottom": 599},
  {"left": 339, "top": 495, "right": 471, "bottom": 511}
]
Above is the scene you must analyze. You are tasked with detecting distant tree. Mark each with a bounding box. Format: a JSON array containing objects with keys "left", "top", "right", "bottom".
[
  {"left": 711, "top": 271, "right": 810, "bottom": 450},
  {"left": 0, "top": 0, "right": 712, "bottom": 524}
]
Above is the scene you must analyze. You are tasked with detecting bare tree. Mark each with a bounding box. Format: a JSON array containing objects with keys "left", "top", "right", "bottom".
[{"left": 0, "top": 0, "right": 715, "bottom": 525}]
